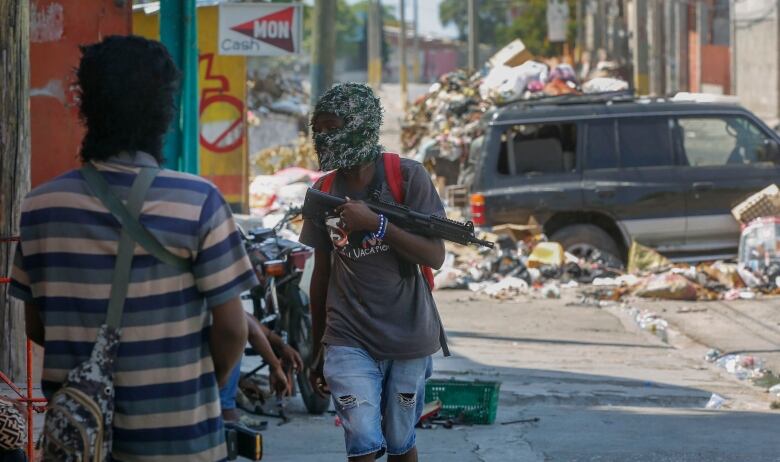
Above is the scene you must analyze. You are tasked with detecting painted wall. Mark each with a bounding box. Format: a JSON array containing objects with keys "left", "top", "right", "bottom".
[
  {"left": 734, "top": 0, "right": 780, "bottom": 126},
  {"left": 30, "top": 0, "right": 131, "bottom": 187},
  {"left": 134, "top": 6, "right": 248, "bottom": 210}
]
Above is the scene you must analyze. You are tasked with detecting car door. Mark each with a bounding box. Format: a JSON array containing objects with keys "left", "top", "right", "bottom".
[
  {"left": 582, "top": 116, "right": 687, "bottom": 252},
  {"left": 482, "top": 121, "right": 583, "bottom": 226},
  {"left": 675, "top": 114, "right": 780, "bottom": 254}
]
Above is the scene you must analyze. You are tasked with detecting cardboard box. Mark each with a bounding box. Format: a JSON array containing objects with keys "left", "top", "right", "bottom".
[{"left": 488, "top": 39, "right": 533, "bottom": 68}]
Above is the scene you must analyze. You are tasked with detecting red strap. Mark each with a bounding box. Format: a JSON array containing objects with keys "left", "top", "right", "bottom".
[
  {"left": 383, "top": 153, "right": 404, "bottom": 203},
  {"left": 382, "top": 153, "right": 435, "bottom": 291},
  {"left": 318, "top": 171, "right": 336, "bottom": 193}
]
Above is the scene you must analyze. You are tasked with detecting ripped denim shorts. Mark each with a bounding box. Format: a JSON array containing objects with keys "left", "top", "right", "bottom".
[{"left": 323, "top": 345, "right": 433, "bottom": 458}]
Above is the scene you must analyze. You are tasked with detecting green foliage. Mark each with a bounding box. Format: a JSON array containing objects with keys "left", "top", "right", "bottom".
[
  {"left": 439, "top": 0, "right": 509, "bottom": 44},
  {"left": 496, "top": 0, "right": 577, "bottom": 57},
  {"left": 438, "top": 0, "right": 577, "bottom": 57}
]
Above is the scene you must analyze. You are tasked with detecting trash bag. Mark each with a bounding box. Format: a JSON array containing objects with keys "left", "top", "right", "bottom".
[
  {"left": 582, "top": 77, "right": 629, "bottom": 93},
  {"left": 480, "top": 61, "right": 549, "bottom": 103},
  {"left": 633, "top": 273, "right": 699, "bottom": 301}
]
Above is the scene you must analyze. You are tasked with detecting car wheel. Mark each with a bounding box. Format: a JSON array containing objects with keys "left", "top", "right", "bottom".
[{"left": 549, "top": 224, "right": 624, "bottom": 268}]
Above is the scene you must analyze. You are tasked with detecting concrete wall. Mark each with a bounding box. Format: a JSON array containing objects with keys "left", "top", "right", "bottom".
[{"left": 734, "top": 0, "right": 780, "bottom": 126}]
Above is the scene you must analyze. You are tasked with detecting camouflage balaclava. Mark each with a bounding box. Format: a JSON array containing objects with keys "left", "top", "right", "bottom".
[{"left": 311, "top": 83, "right": 384, "bottom": 171}]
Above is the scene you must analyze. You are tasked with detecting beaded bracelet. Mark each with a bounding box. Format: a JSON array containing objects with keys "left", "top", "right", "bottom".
[{"left": 372, "top": 214, "right": 387, "bottom": 240}]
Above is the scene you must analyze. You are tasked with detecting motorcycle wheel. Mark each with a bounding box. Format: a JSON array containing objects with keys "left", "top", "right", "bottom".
[{"left": 293, "top": 310, "right": 331, "bottom": 415}]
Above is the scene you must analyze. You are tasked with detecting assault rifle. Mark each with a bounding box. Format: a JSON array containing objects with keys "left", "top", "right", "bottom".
[{"left": 302, "top": 188, "right": 494, "bottom": 249}]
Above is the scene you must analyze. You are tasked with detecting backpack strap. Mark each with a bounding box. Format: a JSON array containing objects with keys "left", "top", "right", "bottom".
[
  {"left": 318, "top": 171, "right": 337, "bottom": 193},
  {"left": 383, "top": 153, "right": 405, "bottom": 203},
  {"left": 81, "top": 163, "right": 192, "bottom": 273},
  {"left": 382, "top": 153, "right": 436, "bottom": 291}
]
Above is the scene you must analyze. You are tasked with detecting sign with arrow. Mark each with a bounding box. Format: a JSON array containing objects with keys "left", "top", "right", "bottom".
[{"left": 219, "top": 3, "right": 303, "bottom": 56}]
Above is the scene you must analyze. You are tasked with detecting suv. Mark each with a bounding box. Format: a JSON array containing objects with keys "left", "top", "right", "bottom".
[{"left": 465, "top": 94, "right": 780, "bottom": 266}]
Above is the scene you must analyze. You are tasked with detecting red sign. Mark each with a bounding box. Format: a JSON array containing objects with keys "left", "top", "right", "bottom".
[{"left": 230, "top": 6, "right": 295, "bottom": 53}]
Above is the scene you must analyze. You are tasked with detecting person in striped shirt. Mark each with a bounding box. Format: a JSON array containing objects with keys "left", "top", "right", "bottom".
[{"left": 9, "top": 36, "right": 257, "bottom": 461}]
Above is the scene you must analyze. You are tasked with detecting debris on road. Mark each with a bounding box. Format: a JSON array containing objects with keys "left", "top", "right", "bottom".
[
  {"left": 628, "top": 307, "right": 669, "bottom": 343},
  {"left": 705, "top": 393, "right": 727, "bottom": 410},
  {"left": 500, "top": 417, "right": 541, "bottom": 425},
  {"left": 738, "top": 217, "right": 780, "bottom": 292}
]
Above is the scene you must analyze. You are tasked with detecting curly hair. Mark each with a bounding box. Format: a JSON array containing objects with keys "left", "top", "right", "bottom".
[{"left": 77, "top": 35, "right": 181, "bottom": 163}]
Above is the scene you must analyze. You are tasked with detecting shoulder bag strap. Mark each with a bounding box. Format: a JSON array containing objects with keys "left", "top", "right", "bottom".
[
  {"left": 81, "top": 163, "right": 192, "bottom": 273},
  {"left": 101, "top": 166, "right": 157, "bottom": 329}
]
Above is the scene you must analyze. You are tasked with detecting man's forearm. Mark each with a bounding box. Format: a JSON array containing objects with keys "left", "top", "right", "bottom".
[
  {"left": 210, "top": 298, "right": 248, "bottom": 387},
  {"left": 247, "top": 314, "right": 282, "bottom": 370},
  {"left": 383, "top": 222, "right": 446, "bottom": 269},
  {"left": 309, "top": 252, "right": 330, "bottom": 358}
]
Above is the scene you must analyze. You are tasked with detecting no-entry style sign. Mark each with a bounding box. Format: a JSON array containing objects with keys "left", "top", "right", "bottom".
[{"left": 218, "top": 3, "right": 303, "bottom": 56}]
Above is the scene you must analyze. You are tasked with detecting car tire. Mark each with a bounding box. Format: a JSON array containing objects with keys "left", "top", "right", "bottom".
[{"left": 550, "top": 224, "right": 624, "bottom": 268}]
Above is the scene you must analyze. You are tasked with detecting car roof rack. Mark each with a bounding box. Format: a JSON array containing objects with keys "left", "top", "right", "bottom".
[{"left": 497, "top": 90, "right": 637, "bottom": 108}]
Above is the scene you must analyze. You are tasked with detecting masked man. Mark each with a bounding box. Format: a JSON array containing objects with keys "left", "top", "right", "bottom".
[{"left": 300, "top": 83, "right": 447, "bottom": 462}]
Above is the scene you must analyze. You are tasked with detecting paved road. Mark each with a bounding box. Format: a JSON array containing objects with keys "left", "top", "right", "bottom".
[
  {"left": 255, "top": 290, "right": 780, "bottom": 462},
  {"left": 632, "top": 297, "right": 780, "bottom": 374}
]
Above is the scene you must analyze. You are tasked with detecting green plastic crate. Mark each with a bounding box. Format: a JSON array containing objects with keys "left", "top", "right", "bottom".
[{"left": 424, "top": 378, "right": 501, "bottom": 425}]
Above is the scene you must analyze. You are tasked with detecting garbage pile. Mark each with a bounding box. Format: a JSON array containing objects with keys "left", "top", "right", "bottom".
[
  {"left": 253, "top": 132, "right": 318, "bottom": 176},
  {"left": 248, "top": 165, "right": 322, "bottom": 216},
  {"left": 436, "top": 183, "right": 780, "bottom": 301},
  {"left": 435, "top": 232, "right": 780, "bottom": 302},
  {"left": 402, "top": 39, "right": 629, "bottom": 187},
  {"left": 434, "top": 227, "right": 623, "bottom": 300},
  {"left": 402, "top": 69, "right": 488, "bottom": 185},
  {"left": 247, "top": 69, "right": 309, "bottom": 120}
]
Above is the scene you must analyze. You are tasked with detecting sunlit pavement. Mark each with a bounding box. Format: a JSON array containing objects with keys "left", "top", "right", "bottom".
[{"left": 254, "top": 290, "right": 779, "bottom": 461}]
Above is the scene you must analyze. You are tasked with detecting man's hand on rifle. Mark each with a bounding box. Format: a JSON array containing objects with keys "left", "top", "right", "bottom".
[{"left": 335, "top": 198, "right": 379, "bottom": 233}]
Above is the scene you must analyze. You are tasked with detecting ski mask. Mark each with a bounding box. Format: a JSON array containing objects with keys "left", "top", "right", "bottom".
[{"left": 311, "top": 83, "right": 384, "bottom": 171}]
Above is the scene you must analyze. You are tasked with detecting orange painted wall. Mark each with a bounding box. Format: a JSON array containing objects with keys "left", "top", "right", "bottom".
[
  {"left": 701, "top": 45, "right": 730, "bottom": 94},
  {"left": 29, "top": 0, "right": 131, "bottom": 187}
]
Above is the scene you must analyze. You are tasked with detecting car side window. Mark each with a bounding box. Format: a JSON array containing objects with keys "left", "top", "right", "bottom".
[
  {"left": 617, "top": 117, "right": 674, "bottom": 168},
  {"left": 497, "top": 123, "right": 578, "bottom": 176},
  {"left": 677, "top": 116, "right": 778, "bottom": 167},
  {"left": 585, "top": 120, "right": 618, "bottom": 169}
]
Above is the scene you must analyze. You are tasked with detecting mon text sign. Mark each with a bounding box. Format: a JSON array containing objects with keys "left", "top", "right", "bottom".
[{"left": 219, "top": 3, "right": 303, "bottom": 56}]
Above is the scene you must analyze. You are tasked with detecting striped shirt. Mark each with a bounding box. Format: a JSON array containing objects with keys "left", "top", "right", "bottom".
[{"left": 10, "top": 152, "right": 258, "bottom": 461}]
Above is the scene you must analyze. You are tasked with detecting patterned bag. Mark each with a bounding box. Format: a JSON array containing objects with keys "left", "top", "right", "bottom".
[
  {"left": 40, "top": 165, "right": 159, "bottom": 461},
  {"left": 0, "top": 399, "right": 26, "bottom": 450}
]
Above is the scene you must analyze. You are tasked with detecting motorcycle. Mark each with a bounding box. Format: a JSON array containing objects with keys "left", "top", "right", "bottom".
[{"left": 238, "top": 208, "right": 330, "bottom": 415}]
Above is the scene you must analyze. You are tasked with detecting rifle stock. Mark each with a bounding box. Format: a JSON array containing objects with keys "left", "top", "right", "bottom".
[{"left": 302, "top": 188, "right": 494, "bottom": 249}]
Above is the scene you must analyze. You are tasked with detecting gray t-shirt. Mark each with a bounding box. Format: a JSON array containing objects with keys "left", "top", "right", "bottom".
[{"left": 300, "top": 157, "right": 445, "bottom": 360}]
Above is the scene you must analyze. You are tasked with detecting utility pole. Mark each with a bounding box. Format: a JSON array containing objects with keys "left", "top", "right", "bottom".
[
  {"left": 467, "top": 0, "right": 478, "bottom": 70},
  {"left": 400, "top": 0, "right": 408, "bottom": 108},
  {"left": 630, "top": 0, "right": 649, "bottom": 94},
  {"left": 648, "top": 0, "right": 665, "bottom": 96},
  {"left": 310, "top": 0, "right": 337, "bottom": 105},
  {"left": 695, "top": 1, "right": 705, "bottom": 93},
  {"left": 160, "top": 0, "right": 198, "bottom": 174},
  {"left": 368, "top": 0, "right": 383, "bottom": 88},
  {"left": 0, "top": 0, "right": 30, "bottom": 382},
  {"left": 576, "top": 0, "right": 585, "bottom": 63},
  {"left": 729, "top": 0, "right": 736, "bottom": 95},
  {"left": 412, "top": 0, "right": 420, "bottom": 82}
]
